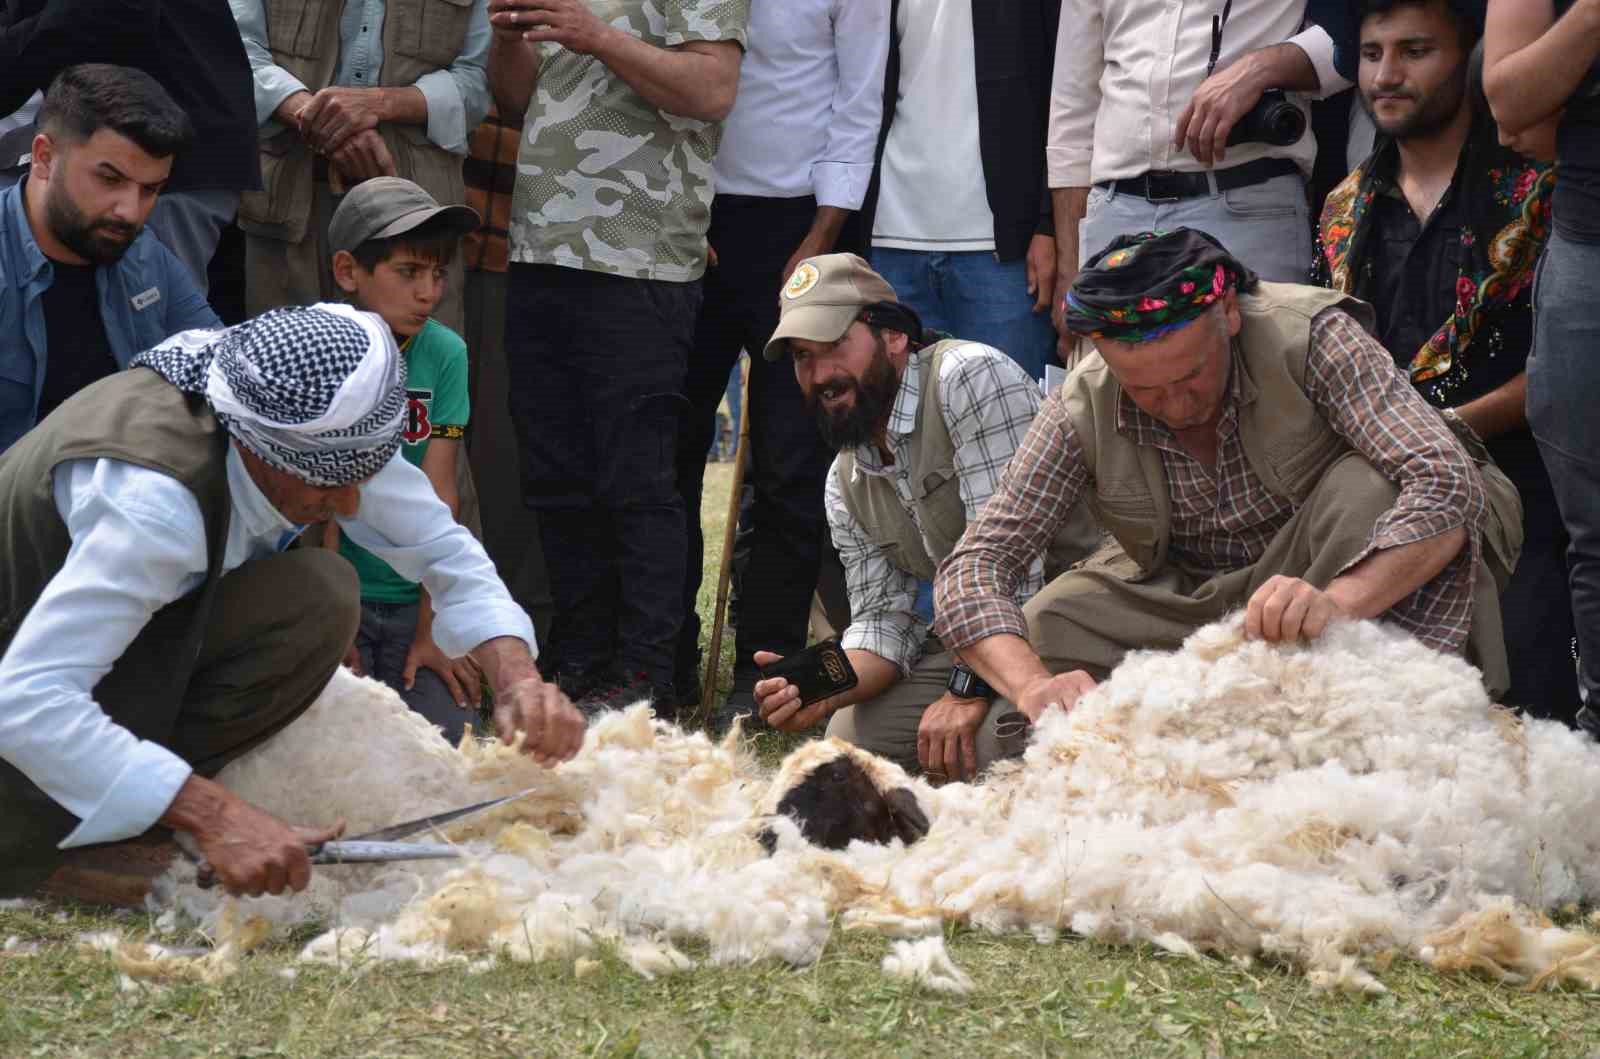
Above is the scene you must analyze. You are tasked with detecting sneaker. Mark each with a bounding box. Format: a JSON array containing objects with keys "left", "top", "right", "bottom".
[{"left": 575, "top": 672, "right": 671, "bottom": 720}]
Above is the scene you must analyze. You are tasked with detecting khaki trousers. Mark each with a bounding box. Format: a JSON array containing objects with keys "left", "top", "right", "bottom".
[
  {"left": 824, "top": 648, "right": 1016, "bottom": 776},
  {"left": 0, "top": 550, "right": 360, "bottom": 895},
  {"left": 245, "top": 181, "right": 466, "bottom": 334},
  {"left": 1023, "top": 453, "right": 1509, "bottom": 695}
]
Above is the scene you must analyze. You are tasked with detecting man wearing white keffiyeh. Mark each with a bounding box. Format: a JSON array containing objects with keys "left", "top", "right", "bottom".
[{"left": 0, "top": 303, "right": 583, "bottom": 904}]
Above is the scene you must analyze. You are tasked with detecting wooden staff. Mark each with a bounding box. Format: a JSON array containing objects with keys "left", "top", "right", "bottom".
[{"left": 697, "top": 358, "right": 753, "bottom": 729}]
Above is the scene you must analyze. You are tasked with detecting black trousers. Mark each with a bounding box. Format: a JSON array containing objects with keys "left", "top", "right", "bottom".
[
  {"left": 505, "top": 263, "right": 698, "bottom": 691},
  {"left": 1499, "top": 449, "right": 1581, "bottom": 722},
  {"left": 674, "top": 195, "right": 836, "bottom": 691}
]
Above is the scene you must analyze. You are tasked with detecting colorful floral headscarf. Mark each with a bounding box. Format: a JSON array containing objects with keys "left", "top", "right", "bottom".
[{"left": 1064, "top": 229, "right": 1258, "bottom": 343}]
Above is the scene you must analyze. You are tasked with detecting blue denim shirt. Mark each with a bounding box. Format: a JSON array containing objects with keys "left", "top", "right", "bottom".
[{"left": 0, "top": 179, "right": 220, "bottom": 452}]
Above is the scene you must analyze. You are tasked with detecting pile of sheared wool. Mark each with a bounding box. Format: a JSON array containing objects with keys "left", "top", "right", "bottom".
[{"left": 150, "top": 617, "right": 1600, "bottom": 993}]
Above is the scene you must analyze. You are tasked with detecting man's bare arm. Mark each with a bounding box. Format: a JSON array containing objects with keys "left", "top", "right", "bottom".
[
  {"left": 488, "top": 6, "right": 542, "bottom": 120},
  {"left": 1051, "top": 186, "right": 1090, "bottom": 333},
  {"left": 1325, "top": 527, "right": 1467, "bottom": 619},
  {"left": 1453, "top": 373, "right": 1527, "bottom": 442},
  {"left": 1485, "top": 0, "right": 1600, "bottom": 134}
]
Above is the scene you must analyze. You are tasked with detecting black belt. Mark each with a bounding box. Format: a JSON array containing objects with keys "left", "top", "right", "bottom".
[{"left": 1099, "top": 157, "right": 1300, "bottom": 203}]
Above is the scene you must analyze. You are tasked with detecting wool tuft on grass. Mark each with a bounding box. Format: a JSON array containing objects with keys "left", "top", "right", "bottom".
[{"left": 142, "top": 617, "right": 1600, "bottom": 992}]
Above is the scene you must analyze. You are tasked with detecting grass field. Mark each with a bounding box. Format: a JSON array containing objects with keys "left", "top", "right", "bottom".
[{"left": 3, "top": 461, "right": 1597, "bottom": 1058}]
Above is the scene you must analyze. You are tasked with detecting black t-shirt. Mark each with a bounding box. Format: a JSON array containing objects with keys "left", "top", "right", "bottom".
[
  {"left": 1554, "top": 0, "right": 1600, "bottom": 242},
  {"left": 36, "top": 262, "right": 117, "bottom": 422}
]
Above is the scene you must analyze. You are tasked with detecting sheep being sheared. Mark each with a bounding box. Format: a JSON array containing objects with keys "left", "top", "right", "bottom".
[{"left": 144, "top": 615, "right": 1600, "bottom": 993}]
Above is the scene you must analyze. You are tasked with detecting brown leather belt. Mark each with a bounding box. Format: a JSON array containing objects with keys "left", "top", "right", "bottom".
[{"left": 1099, "top": 157, "right": 1300, "bottom": 203}]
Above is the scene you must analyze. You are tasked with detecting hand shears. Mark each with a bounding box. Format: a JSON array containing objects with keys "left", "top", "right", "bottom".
[{"left": 180, "top": 788, "right": 536, "bottom": 889}]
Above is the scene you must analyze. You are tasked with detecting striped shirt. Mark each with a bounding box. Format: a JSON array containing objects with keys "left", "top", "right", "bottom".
[
  {"left": 462, "top": 104, "right": 521, "bottom": 274},
  {"left": 935, "top": 308, "right": 1487, "bottom": 654},
  {"left": 828, "top": 343, "right": 1046, "bottom": 674}
]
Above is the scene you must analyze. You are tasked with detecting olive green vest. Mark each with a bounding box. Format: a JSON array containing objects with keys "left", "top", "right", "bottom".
[
  {"left": 835, "top": 341, "right": 1101, "bottom": 584},
  {"left": 0, "top": 369, "right": 231, "bottom": 665},
  {"left": 1059, "top": 282, "right": 1522, "bottom": 588},
  {"left": 238, "top": 0, "right": 473, "bottom": 244}
]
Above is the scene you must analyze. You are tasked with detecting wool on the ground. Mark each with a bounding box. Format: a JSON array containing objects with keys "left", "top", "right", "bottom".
[{"left": 145, "top": 616, "right": 1600, "bottom": 992}]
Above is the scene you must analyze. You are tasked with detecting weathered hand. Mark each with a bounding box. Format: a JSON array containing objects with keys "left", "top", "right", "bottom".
[
  {"left": 752, "top": 649, "right": 834, "bottom": 733},
  {"left": 174, "top": 778, "right": 345, "bottom": 896},
  {"left": 489, "top": 0, "right": 613, "bottom": 54},
  {"left": 299, "top": 87, "right": 386, "bottom": 155},
  {"left": 1015, "top": 670, "right": 1098, "bottom": 724},
  {"left": 492, "top": 675, "right": 585, "bottom": 765},
  {"left": 329, "top": 129, "right": 397, "bottom": 185},
  {"left": 1245, "top": 575, "right": 1347, "bottom": 643},
  {"left": 916, "top": 692, "right": 989, "bottom": 783},
  {"left": 1025, "top": 233, "right": 1057, "bottom": 314},
  {"left": 1173, "top": 58, "right": 1268, "bottom": 166}
]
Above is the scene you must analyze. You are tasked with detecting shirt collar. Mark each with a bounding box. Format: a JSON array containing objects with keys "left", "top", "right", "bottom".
[
  {"left": 225, "top": 443, "right": 306, "bottom": 550},
  {"left": 1116, "top": 344, "right": 1254, "bottom": 447},
  {"left": 848, "top": 348, "right": 923, "bottom": 477}
]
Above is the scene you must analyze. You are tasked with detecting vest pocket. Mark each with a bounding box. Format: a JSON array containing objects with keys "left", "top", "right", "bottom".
[
  {"left": 265, "top": 0, "right": 331, "bottom": 59},
  {"left": 237, "top": 131, "right": 313, "bottom": 243},
  {"left": 390, "top": 0, "right": 474, "bottom": 69},
  {"left": 916, "top": 469, "right": 966, "bottom": 548}
]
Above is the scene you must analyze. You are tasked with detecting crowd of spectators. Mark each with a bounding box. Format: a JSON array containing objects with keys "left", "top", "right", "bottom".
[{"left": 0, "top": 0, "right": 1598, "bottom": 897}]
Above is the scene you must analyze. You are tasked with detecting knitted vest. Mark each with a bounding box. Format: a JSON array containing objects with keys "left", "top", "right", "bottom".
[
  {"left": 237, "top": 0, "right": 472, "bottom": 244},
  {"left": 836, "top": 341, "right": 1099, "bottom": 583},
  {"left": 0, "top": 368, "right": 231, "bottom": 667}
]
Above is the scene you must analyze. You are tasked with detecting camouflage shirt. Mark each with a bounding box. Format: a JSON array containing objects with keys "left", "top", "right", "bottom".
[{"left": 508, "top": 0, "right": 750, "bottom": 282}]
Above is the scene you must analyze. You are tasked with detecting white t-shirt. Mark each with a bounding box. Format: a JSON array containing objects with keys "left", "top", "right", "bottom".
[{"left": 871, "top": 0, "right": 996, "bottom": 253}]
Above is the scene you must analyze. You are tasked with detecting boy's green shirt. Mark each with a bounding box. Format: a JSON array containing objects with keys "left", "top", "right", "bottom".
[{"left": 339, "top": 318, "right": 471, "bottom": 604}]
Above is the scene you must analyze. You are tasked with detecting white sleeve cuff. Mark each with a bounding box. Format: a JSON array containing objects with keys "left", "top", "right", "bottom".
[
  {"left": 59, "top": 744, "right": 192, "bottom": 849},
  {"left": 255, "top": 67, "right": 310, "bottom": 129},
  {"left": 431, "top": 599, "right": 537, "bottom": 660},
  {"left": 811, "top": 162, "right": 873, "bottom": 212},
  {"left": 1047, "top": 146, "right": 1094, "bottom": 189},
  {"left": 417, "top": 69, "right": 469, "bottom": 155},
  {"left": 1287, "top": 25, "right": 1352, "bottom": 99}
]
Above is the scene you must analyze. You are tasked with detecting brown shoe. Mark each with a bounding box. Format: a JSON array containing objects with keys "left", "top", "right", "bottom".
[{"left": 38, "top": 836, "right": 179, "bottom": 909}]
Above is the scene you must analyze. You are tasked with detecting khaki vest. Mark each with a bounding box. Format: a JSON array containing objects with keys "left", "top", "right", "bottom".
[
  {"left": 0, "top": 369, "right": 231, "bottom": 670},
  {"left": 238, "top": 0, "right": 473, "bottom": 243},
  {"left": 1060, "top": 282, "right": 1522, "bottom": 588},
  {"left": 836, "top": 341, "right": 1101, "bottom": 584}
]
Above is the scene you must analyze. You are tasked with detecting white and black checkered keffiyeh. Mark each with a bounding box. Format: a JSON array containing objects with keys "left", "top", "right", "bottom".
[{"left": 133, "top": 304, "right": 407, "bottom": 487}]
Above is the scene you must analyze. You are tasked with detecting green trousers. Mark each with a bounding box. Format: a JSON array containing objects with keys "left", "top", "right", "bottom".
[{"left": 0, "top": 550, "right": 360, "bottom": 895}]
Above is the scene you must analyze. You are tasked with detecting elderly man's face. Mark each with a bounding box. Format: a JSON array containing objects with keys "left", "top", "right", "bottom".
[
  {"left": 1094, "top": 294, "right": 1240, "bottom": 434},
  {"left": 33, "top": 128, "right": 172, "bottom": 265},
  {"left": 237, "top": 443, "right": 365, "bottom": 526},
  {"left": 791, "top": 320, "right": 907, "bottom": 451}
]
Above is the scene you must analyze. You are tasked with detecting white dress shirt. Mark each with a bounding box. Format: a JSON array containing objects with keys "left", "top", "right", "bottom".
[
  {"left": 0, "top": 445, "right": 533, "bottom": 850},
  {"left": 1048, "top": 0, "right": 1349, "bottom": 188},
  {"left": 871, "top": 0, "right": 996, "bottom": 251},
  {"left": 713, "top": 0, "right": 889, "bottom": 210},
  {"left": 827, "top": 344, "right": 1047, "bottom": 675},
  {"left": 229, "top": 0, "right": 492, "bottom": 155}
]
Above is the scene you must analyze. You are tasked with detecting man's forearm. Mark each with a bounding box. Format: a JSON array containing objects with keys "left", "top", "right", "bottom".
[
  {"left": 375, "top": 86, "right": 429, "bottom": 127},
  {"left": 592, "top": 34, "right": 738, "bottom": 123},
  {"left": 1453, "top": 373, "right": 1527, "bottom": 442},
  {"left": 1051, "top": 186, "right": 1090, "bottom": 288},
  {"left": 471, "top": 635, "right": 541, "bottom": 690},
  {"left": 825, "top": 648, "right": 902, "bottom": 713},
  {"left": 1324, "top": 526, "right": 1468, "bottom": 620},
  {"left": 805, "top": 206, "right": 851, "bottom": 250},
  {"left": 954, "top": 634, "right": 1052, "bottom": 705},
  {"left": 489, "top": 35, "right": 541, "bottom": 120},
  {"left": 1247, "top": 40, "right": 1322, "bottom": 93},
  {"left": 1486, "top": 0, "right": 1600, "bottom": 133}
]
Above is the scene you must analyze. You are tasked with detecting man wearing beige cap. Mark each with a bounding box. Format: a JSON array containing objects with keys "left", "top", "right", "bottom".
[{"left": 751, "top": 253, "right": 1099, "bottom": 781}]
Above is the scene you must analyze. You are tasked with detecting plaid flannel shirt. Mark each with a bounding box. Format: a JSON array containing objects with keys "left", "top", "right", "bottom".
[
  {"left": 828, "top": 343, "right": 1047, "bottom": 675},
  {"left": 935, "top": 308, "right": 1487, "bottom": 654}
]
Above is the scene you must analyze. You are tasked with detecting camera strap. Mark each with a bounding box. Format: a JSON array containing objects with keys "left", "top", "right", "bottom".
[{"left": 1206, "top": 0, "right": 1234, "bottom": 79}]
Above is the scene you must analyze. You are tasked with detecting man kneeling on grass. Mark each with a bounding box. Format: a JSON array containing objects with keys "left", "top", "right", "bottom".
[
  {"left": 750, "top": 254, "right": 1099, "bottom": 782},
  {"left": 933, "top": 227, "right": 1521, "bottom": 725},
  {"left": 0, "top": 304, "right": 583, "bottom": 904}
]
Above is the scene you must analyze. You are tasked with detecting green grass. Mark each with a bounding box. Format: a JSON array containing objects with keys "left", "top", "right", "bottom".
[{"left": 6, "top": 461, "right": 1599, "bottom": 1058}]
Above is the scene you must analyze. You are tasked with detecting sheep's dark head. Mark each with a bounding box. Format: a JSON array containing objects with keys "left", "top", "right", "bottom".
[{"left": 756, "top": 741, "right": 929, "bottom": 853}]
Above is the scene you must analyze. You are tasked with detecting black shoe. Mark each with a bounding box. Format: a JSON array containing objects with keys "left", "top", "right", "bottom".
[
  {"left": 549, "top": 662, "right": 607, "bottom": 702},
  {"left": 575, "top": 672, "right": 672, "bottom": 720},
  {"left": 707, "top": 689, "right": 766, "bottom": 737}
]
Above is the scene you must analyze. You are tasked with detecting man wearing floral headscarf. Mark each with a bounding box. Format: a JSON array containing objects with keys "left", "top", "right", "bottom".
[
  {"left": 933, "top": 227, "right": 1516, "bottom": 725},
  {"left": 0, "top": 304, "right": 583, "bottom": 905}
]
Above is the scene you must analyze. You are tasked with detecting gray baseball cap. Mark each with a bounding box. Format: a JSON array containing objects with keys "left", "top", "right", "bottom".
[
  {"left": 327, "top": 176, "right": 480, "bottom": 254},
  {"left": 763, "top": 253, "right": 899, "bottom": 361}
]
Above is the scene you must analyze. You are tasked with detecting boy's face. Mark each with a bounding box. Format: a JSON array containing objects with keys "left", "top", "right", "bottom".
[{"left": 334, "top": 246, "right": 447, "bottom": 338}]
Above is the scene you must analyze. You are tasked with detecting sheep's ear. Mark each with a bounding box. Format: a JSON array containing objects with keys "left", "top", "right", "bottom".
[
  {"left": 756, "top": 826, "right": 778, "bottom": 855},
  {"left": 884, "top": 788, "right": 929, "bottom": 845}
]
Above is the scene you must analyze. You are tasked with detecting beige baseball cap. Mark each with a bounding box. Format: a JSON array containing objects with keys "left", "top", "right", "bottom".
[{"left": 762, "top": 253, "right": 899, "bottom": 361}]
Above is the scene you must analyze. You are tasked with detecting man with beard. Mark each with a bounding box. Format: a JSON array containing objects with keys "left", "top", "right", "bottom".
[
  {"left": 0, "top": 65, "right": 219, "bottom": 452},
  {"left": 750, "top": 254, "right": 1098, "bottom": 781},
  {"left": 1314, "top": 1, "right": 1576, "bottom": 722}
]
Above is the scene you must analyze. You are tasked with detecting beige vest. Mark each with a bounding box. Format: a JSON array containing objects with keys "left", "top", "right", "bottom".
[
  {"left": 238, "top": 0, "right": 473, "bottom": 244},
  {"left": 836, "top": 341, "right": 1100, "bottom": 584},
  {"left": 1060, "top": 282, "right": 1522, "bottom": 587}
]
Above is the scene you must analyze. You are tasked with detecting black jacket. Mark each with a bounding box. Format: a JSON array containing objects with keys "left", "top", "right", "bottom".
[
  {"left": 862, "top": 0, "right": 1061, "bottom": 262},
  {"left": 0, "top": 0, "right": 260, "bottom": 194}
]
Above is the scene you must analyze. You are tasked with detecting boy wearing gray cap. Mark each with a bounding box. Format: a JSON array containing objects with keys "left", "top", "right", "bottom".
[{"left": 322, "top": 177, "right": 484, "bottom": 742}]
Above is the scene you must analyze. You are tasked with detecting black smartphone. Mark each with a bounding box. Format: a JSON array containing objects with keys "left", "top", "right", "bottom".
[{"left": 757, "top": 639, "right": 859, "bottom": 707}]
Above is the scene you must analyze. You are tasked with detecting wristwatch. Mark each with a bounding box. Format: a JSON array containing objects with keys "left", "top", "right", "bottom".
[{"left": 947, "top": 663, "right": 996, "bottom": 701}]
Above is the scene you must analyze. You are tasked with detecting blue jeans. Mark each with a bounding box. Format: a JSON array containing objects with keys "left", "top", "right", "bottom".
[
  {"left": 1527, "top": 230, "right": 1600, "bottom": 706},
  {"left": 355, "top": 599, "right": 474, "bottom": 744},
  {"left": 869, "top": 248, "right": 1058, "bottom": 380}
]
